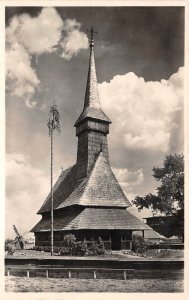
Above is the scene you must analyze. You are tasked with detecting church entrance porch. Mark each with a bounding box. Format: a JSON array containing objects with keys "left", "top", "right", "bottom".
[
  {"left": 34, "top": 229, "right": 145, "bottom": 251},
  {"left": 110, "top": 230, "right": 132, "bottom": 250},
  {"left": 75, "top": 229, "right": 134, "bottom": 251},
  {"left": 111, "top": 231, "right": 121, "bottom": 250}
]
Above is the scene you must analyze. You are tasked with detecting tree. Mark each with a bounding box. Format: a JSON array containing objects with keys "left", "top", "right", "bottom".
[{"left": 133, "top": 154, "right": 184, "bottom": 239}]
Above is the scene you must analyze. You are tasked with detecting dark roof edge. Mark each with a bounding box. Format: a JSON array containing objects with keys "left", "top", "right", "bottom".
[{"left": 74, "top": 112, "right": 111, "bottom": 127}]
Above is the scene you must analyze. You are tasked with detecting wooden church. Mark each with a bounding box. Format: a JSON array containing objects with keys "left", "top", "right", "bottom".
[{"left": 31, "top": 28, "right": 151, "bottom": 250}]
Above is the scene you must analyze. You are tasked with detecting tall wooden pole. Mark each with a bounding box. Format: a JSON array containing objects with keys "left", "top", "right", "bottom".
[
  {"left": 50, "top": 129, "right": 54, "bottom": 256},
  {"left": 48, "top": 104, "right": 61, "bottom": 257}
]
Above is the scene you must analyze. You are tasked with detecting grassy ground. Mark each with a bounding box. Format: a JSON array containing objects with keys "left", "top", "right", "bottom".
[
  {"left": 5, "top": 276, "right": 183, "bottom": 292},
  {"left": 146, "top": 249, "right": 183, "bottom": 259},
  {"left": 6, "top": 249, "right": 184, "bottom": 260}
]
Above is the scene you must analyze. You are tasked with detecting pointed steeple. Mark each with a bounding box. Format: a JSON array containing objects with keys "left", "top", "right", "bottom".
[
  {"left": 75, "top": 27, "right": 111, "bottom": 180},
  {"left": 84, "top": 26, "right": 100, "bottom": 109},
  {"left": 75, "top": 26, "right": 111, "bottom": 127}
]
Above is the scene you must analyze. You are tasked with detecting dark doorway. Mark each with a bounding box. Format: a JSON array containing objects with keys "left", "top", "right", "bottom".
[{"left": 111, "top": 231, "right": 121, "bottom": 250}]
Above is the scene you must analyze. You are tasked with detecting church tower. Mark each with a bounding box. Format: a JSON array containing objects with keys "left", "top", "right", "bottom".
[
  {"left": 75, "top": 27, "right": 111, "bottom": 180},
  {"left": 32, "top": 27, "right": 151, "bottom": 250}
]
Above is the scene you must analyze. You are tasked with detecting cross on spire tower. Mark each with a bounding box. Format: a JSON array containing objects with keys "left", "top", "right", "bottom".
[{"left": 88, "top": 26, "right": 97, "bottom": 48}]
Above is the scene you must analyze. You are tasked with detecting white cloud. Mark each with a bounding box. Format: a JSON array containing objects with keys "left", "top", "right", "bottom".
[
  {"left": 124, "top": 131, "right": 170, "bottom": 152},
  {"left": 25, "top": 98, "right": 37, "bottom": 108},
  {"left": 61, "top": 19, "right": 88, "bottom": 60},
  {"left": 99, "top": 67, "right": 184, "bottom": 154},
  {"left": 6, "top": 42, "right": 40, "bottom": 99},
  {"left": 113, "top": 167, "right": 155, "bottom": 218},
  {"left": 113, "top": 168, "right": 144, "bottom": 187},
  {"left": 63, "top": 18, "right": 80, "bottom": 31},
  {"left": 6, "top": 7, "right": 63, "bottom": 55},
  {"left": 6, "top": 153, "right": 50, "bottom": 238},
  {"left": 6, "top": 8, "right": 88, "bottom": 103},
  {"left": 113, "top": 167, "right": 144, "bottom": 202},
  {"left": 6, "top": 8, "right": 63, "bottom": 100}
]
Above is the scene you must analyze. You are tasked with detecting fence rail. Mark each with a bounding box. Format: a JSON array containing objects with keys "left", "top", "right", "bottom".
[
  {"left": 5, "top": 266, "right": 134, "bottom": 280},
  {"left": 5, "top": 265, "right": 184, "bottom": 280}
]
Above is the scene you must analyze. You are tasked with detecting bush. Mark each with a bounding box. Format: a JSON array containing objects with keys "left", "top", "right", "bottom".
[
  {"left": 97, "top": 237, "right": 105, "bottom": 255},
  {"left": 5, "top": 239, "right": 14, "bottom": 251},
  {"left": 132, "top": 234, "right": 148, "bottom": 255},
  {"left": 34, "top": 234, "right": 106, "bottom": 256},
  {"left": 72, "top": 241, "right": 88, "bottom": 256},
  {"left": 59, "top": 246, "right": 70, "bottom": 255},
  {"left": 63, "top": 234, "right": 76, "bottom": 246},
  {"left": 44, "top": 246, "right": 51, "bottom": 252},
  {"left": 59, "top": 235, "right": 105, "bottom": 256},
  {"left": 61, "top": 234, "right": 77, "bottom": 255},
  {"left": 86, "top": 238, "right": 99, "bottom": 256},
  {"left": 7, "top": 244, "right": 15, "bottom": 255},
  {"left": 85, "top": 237, "right": 105, "bottom": 256}
]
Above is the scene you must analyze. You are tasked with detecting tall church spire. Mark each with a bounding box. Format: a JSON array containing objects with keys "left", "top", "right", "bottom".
[
  {"left": 84, "top": 26, "right": 100, "bottom": 109},
  {"left": 75, "top": 27, "right": 111, "bottom": 180},
  {"left": 75, "top": 26, "right": 111, "bottom": 127}
]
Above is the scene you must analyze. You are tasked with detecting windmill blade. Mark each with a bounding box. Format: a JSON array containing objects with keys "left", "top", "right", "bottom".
[{"left": 13, "top": 225, "right": 21, "bottom": 238}]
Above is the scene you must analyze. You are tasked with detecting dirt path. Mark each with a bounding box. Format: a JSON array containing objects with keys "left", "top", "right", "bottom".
[{"left": 5, "top": 276, "right": 184, "bottom": 292}]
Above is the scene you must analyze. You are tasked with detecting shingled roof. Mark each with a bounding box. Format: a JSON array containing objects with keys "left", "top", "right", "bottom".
[
  {"left": 38, "top": 152, "right": 131, "bottom": 214},
  {"left": 37, "top": 165, "right": 78, "bottom": 214},
  {"left": 69, "top": 208, "right": 151, "bottom": 230},
  {"left": 31, "top": 209, "right": 81, "bottom": 232},
  {"left": 32, "top": 208, "right": 151, "bottom": 232},
  {"left": 75, "top": 106, "right": 111, "bottom": 126},
  {"left": 57, "top": 152, "right": 131, "bottom": 209}
]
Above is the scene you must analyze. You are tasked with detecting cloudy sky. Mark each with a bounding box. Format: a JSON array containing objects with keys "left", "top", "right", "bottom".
[{"left": 5, "top": 6, "right": 184, "bottom": 238}]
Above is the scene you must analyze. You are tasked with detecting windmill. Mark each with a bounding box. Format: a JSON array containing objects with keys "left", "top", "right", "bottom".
[{"left": 12, "top": 225, "right": 25, "bottom": 250}]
